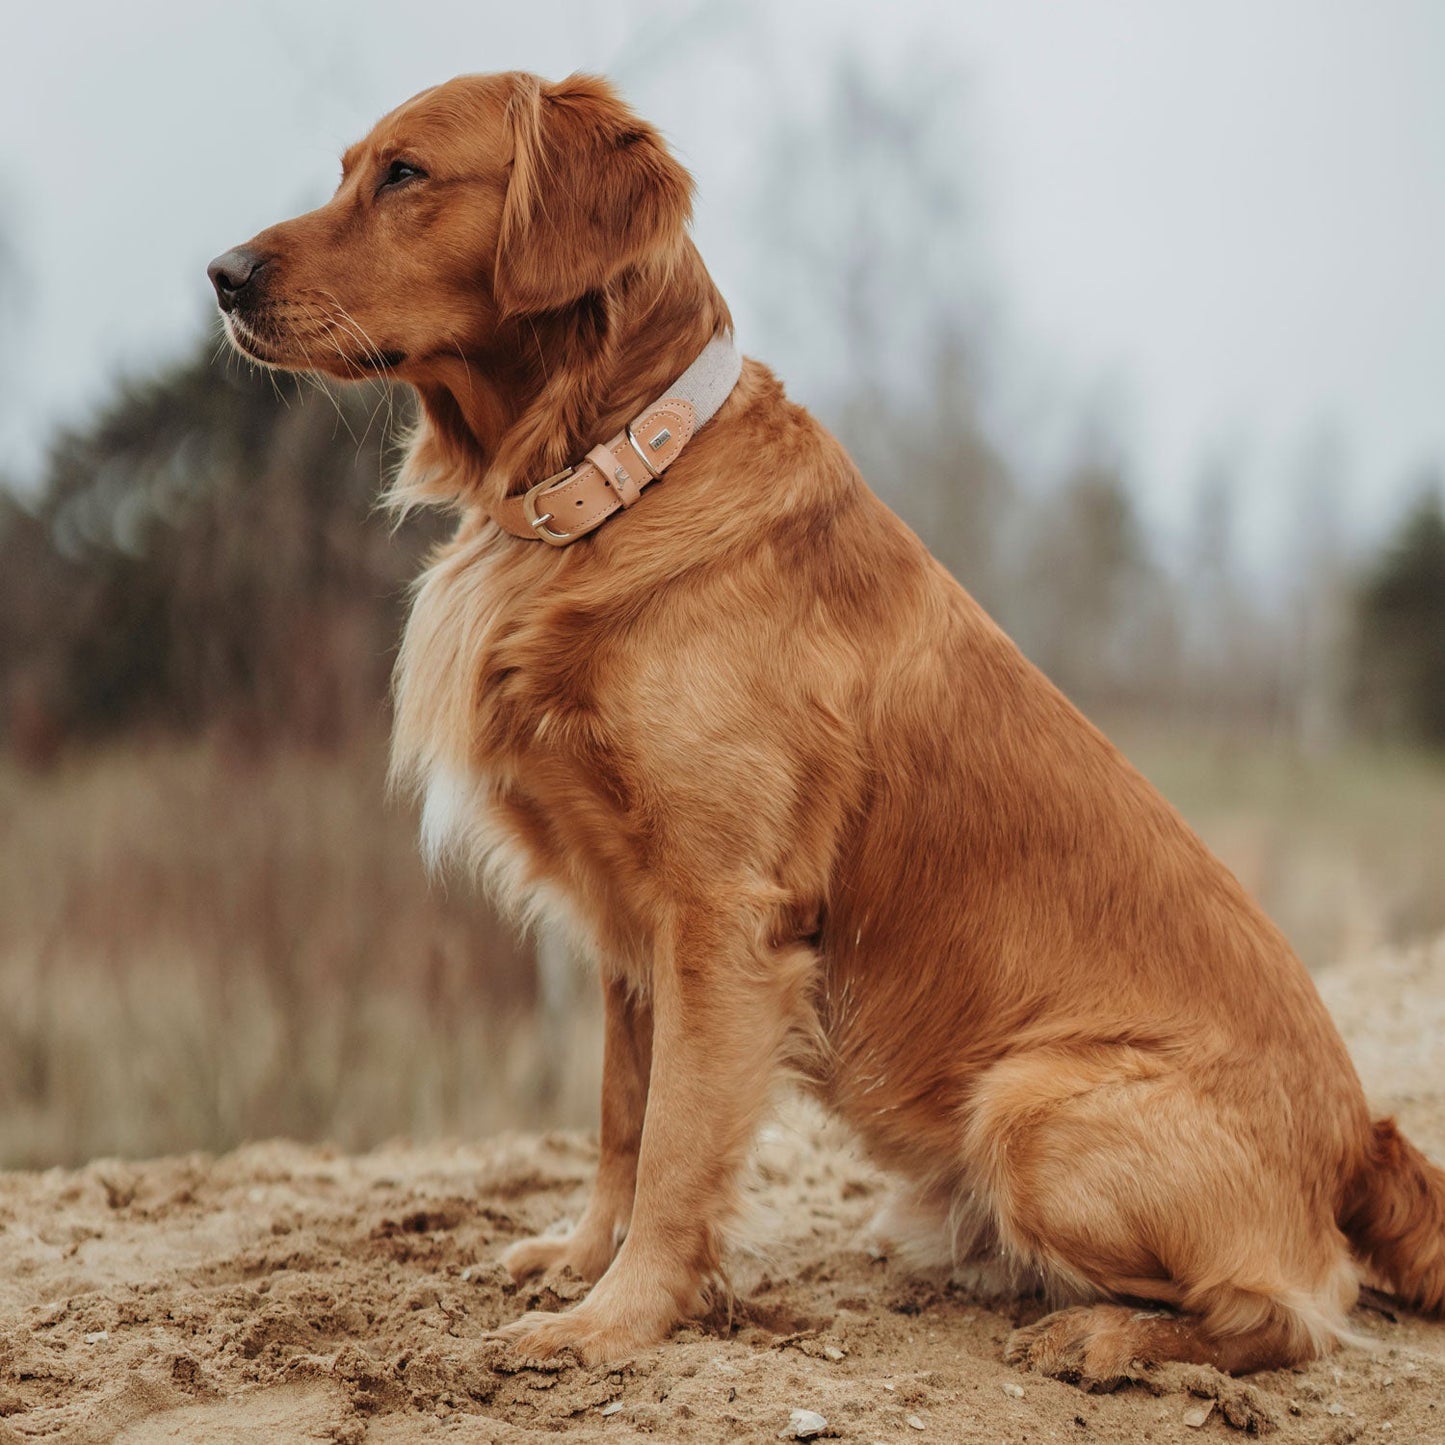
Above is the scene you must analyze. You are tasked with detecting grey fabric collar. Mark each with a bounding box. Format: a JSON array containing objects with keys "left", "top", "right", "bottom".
[
  {"left": 665, "top": 333, "right": 743, "bottom": 428},
  {"left": 493, "top": 332, "right": 744, "bottom": 546}
]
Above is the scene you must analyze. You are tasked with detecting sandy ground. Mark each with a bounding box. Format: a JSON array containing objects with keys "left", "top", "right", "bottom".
[{"left": 1, "top": 940, "right": 1443, "bottom": 1444}]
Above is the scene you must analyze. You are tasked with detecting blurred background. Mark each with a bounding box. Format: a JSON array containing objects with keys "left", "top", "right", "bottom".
[{"left": 1, "top": 1, "right": 1442, "bottom": 1169}]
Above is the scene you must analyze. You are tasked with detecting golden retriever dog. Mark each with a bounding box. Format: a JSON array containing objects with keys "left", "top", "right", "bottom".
[{"left": 208, "top": 71, "right": 1445, "bottom": 1383}]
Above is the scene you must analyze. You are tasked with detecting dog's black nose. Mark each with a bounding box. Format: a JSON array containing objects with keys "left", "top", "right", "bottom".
[{"left": 207, "top": 248, "right": 266, "bottom": 312}]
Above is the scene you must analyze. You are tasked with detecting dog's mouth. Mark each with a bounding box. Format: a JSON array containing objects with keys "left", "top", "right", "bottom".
[
  {"left": 223, "top": 316, "right": 286, "bottom": 366},
  {"left": 352, "top": 347, "right": 407, "bottom": 372},
  {"left": 222, "top": 313, "right": 406, "bottom": 376}
]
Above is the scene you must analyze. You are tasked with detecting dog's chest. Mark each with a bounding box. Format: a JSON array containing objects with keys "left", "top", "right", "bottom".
[
  {"left": 397, "top": 532, "right": 625, "bottom": 950},
  {"left": 418, "top": 761, "right": 535, "bottom": 913}
]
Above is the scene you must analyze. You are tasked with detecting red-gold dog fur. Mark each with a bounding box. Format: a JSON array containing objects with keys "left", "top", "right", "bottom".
[{"left": 212, "top": 72, "right": 1445, "bottom": 1383}]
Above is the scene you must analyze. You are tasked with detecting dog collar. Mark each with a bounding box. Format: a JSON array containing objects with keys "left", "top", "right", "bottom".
[{"left": 492, "top": 333, "right": 742, "bottom": 546}]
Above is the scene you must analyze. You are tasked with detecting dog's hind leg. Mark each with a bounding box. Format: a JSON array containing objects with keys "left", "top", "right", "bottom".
[
  {"left": 504, "top": 971, "right": 652, "bottom": 1284},
  {"left": 966, "top": 1048, "right": 1359, "bottom": 1388}
]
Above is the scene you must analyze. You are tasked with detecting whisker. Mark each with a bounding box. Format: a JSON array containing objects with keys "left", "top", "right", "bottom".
[
  {"left": 290, "top": 303, "right": 357, "bottom": 424},
  {"left": 317, "top": 290, "right": 386, "bottom": 367}
]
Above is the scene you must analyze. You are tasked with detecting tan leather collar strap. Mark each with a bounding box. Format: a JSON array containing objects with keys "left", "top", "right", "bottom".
[{"left": 493, "top": 334, "right": 743, "bottom": 546}]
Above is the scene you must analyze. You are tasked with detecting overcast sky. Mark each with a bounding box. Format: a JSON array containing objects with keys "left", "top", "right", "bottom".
[{"left": 2, "top": 0, "right": 1442, "bottom": 570}]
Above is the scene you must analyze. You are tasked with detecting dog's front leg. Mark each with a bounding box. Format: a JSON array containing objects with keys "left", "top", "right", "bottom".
[
  {"left": 495, "top": 909, "right": 813, "bottom": 1364},
  {"left": 503, "top": 971, "right": 652, "bottom": 1283}
]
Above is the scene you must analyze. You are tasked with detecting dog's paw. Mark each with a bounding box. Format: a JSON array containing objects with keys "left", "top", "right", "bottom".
[
  {"left": 1005, "top": 1305, "right": 1156, "bottom": 1393},
  {"left": 489, "top": 1304, "right": 668, "bottom": 1366},
  {"left": 502, "top": 1226, "right": 620, "bottom": 1285}
]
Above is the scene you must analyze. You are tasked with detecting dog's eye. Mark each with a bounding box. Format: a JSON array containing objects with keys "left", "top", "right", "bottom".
[{"left": 379, "top": 160, "right": 427, "bottom": 193}]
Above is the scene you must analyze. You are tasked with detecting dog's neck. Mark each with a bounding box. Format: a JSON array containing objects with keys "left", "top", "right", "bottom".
[{"left": 397, "top": 240, "right": 732, "bottom": 514}]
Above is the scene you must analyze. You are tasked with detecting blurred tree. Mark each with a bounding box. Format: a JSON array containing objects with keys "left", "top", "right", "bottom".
[
  {"left": 1183, "top": 449, "right": 1243, "bottom": 707},
  {"left": 885, "top": 334, "right": 1014, "bottom": 611},
  {"left": 0, "top": 200, "right": 23, "bottom": 491},
  {"left": 1175, "top": 446, "right": 1290, "bottom": 733},
  {"left": 1015, "top": 435, "right": 1179, "bottom": 710},
  {"left": 748, "top": 51, "right": 1015, "bottom": 603},
  {"left": 1281, "top": 424, "right": 1351, "bottom": 750},
  {"left": 0, "top": 332, "right": 436, "bottom": 755},
  {"left": 749, "top": 53, "right": 981, "bottom": 405},
  {"left": 1351, "top": 475, "right": 1445, "bottom": 746}
]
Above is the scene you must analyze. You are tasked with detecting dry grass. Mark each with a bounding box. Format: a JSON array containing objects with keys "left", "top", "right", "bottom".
[
  {"left": 1, "top": 725, "right": 1441, "bottom": 1169},
  {"left": 1115, "top": 722, "right": 1445, "bottom": 968},
  {"left": 0, "top": 733, "right": 600, "bottom": 1169}
]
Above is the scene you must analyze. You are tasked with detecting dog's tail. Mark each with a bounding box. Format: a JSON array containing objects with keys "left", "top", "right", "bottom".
[{"left": 1342, "top": 1117, "right": 1445, "bottom": 1315}]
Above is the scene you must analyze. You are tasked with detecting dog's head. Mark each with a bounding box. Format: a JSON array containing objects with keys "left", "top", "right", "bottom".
[{"left": 208, "top": 72, "right": 694, "bottom": 383}]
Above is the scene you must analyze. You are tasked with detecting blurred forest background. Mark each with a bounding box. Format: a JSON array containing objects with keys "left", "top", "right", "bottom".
[{"left": 1, "top": 50, "right": 1443, "bottom": 1170}]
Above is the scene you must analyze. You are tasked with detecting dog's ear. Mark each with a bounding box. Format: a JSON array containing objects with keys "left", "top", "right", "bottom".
[{"left": 494, "top": 73, "right": 694, "bottom": 316}]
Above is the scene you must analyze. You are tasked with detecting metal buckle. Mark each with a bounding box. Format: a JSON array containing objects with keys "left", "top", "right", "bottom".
[
  {"left": 625, "top": 424, "right": 665, "bottom": 480},
  {"left": 521, "top": 467, "right": 575, "bottom": 546}
]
